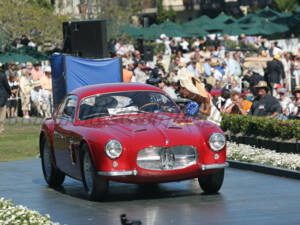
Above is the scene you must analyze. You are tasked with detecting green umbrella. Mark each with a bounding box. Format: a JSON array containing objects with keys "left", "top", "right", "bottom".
[
  {"left": 0, "top": 52, "right": 37, "bottom": 63},
  {"left": 256, "top": 7, "right": 281, "bottom": 19},
  {"left": 183, "top": 15, "right": 213, "bottom": 26},
  {"left": 212, "top": 13, "right": 236, "bottom": 24},
  {"left": 222, "top": 23, "right": 246, "bottom": 36},
  {"left": 272, "top": 14, "right": 300, "bottom": 28},
  {"left": 182, "top": 24, "right": 208, "bottom": 37},
  {"left": 294, "top": 6, "right": 300, "bottom": 13},
  {"left": 142, "top": 23, "right": 188, "bottom": 40},
  {"left": 242, "top": 20, "right": 288, "bottom": 35},
  {"left": 119, "top": 24, "right": 143, "bottom": 39},
  {"left": 237, "top": 13, "right": 265, "bottom": 26}
]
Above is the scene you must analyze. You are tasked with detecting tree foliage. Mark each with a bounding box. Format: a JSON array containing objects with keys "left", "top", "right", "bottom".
[
  {"left": 0, "top": 0, "right": 68, "bottom": 48},
  {"left": 57, "top": 0, "right": 145, "bottom": 40},
  {"left": 274, "top": 0, "right": 298, "bottom": 12},
  {"left": 156, "top": 0, "right": 176, "bottom": 24}
]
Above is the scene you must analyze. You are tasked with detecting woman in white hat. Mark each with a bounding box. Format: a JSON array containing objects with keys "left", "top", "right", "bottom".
[
  {"left": 179, "top": 74, "right": 221, "bottom": 125},
  {"left": 19, "top": 70, "right": 32, "bottom": 118}
]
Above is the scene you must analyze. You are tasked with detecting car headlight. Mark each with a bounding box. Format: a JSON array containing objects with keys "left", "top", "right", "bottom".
[
  {"left": 105, "top": 139, "right": 123, "bottom": 159},
  {"left": 208, "top": 132, "right": 226, "bottom": 152}
]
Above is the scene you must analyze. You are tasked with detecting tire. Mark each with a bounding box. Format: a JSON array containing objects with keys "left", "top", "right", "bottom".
[
  {"left": 41, "top": 137, "right": 65, "bottom": 187},
  {"left": 81, "top": 144, "right": 108, "bottom": 201},
  {"left": 198, "top": 169, "right": 224, "bottom": 194}
]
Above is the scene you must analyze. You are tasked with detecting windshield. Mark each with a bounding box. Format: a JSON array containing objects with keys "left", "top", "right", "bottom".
[{"left": 78, "top": 91, "right": 181, "bottom": 120}]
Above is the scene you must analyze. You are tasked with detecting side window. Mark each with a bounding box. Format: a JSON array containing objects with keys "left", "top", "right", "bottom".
[{"left": 59, "top": 95, "right": 78, "bottom": 120}]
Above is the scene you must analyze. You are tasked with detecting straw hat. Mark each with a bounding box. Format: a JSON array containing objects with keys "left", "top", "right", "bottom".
[
  {"left": 294, "top": 85, "right": 300, "bottom": 93},
  {"left": 178, "top": 62, "right": 186, "bottom": 68},
  {"left": 254, "top": 81, "right": 269, "bottom": 89},
  {"left": 210, "top": 58, "right": 219, "bottom": 67},
  {"left": 273, "top": 54, "right": 281, "bottom": 60},
  {"left": 178, "top": 69, "right": 208, "bottom": 98}
]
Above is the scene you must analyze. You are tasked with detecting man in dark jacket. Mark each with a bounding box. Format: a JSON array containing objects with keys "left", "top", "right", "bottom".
[
  {"left": 0, "top": 72, "right": 11, "bottom": 133},
  {"left": 249, "top": 81, "right": 282, "bottom": 118},
  {"left": 264, "top": 55, "right": 285, "bottom": 95}
]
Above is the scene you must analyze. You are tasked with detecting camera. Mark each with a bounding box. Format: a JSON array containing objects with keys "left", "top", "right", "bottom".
[{"left": 146, "top": 67, "right": 163, "bottom": 87}]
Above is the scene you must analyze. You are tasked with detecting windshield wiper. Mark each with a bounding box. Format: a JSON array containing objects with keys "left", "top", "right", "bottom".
[
  {"left": 82, "top": 112, "right": 109, "bottom": 120},
  {"left": 113, "top": 109, "right": 149, "bottom": 115}
]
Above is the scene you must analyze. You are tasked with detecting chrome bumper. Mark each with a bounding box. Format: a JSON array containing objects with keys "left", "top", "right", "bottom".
[
  {"left": 97, "top": 162, "right": 229, "bottom": 177},
  {"left": 201, "top": 162, "right": 229, "bottom": 171},
  {"left": 97, "top": 169, "right": 138, "bottom": 176}
]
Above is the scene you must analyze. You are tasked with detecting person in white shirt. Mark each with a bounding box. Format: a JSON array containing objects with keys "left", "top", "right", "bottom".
[
  {"left": 187, "top": 59, "right": 200, "bottom": 78},
  {"left": 158, "top": 79, "right": 178, "bottom": 100},
  {"left": 179, "top": 38, "right": 189, "bottom": 53},
  {"left": 160, "top": 34, "right": 172, "bottom": 55},
  {"left": 30, "top": 81, "right": 43, "bottom": 117},
  {"left": 278, "top": 88, "right": 293, "bottom": 117},
  {"left": 134, "top": 62, "right": 151, "bottom": 84}
]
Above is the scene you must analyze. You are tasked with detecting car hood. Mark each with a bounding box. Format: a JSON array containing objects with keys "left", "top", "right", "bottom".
[{"left": 79, "top": 114, "right": 210, "bottom": 148}]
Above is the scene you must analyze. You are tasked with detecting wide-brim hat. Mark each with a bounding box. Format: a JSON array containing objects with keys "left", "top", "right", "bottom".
[
  {"left": 273, "top": 54, "right": 281, "bottom": 60},
  {"left": 178, "top": 62, "right": 186, "bottom": 68},
  {"left": 210, "top": 58, "right": 219, "bottom": 67},
  {"left": 254, "top": 81, "right": 269, "bottom": 89},
  {"left": 294, "top": 85, "right": 300, "bottom": 93},
  {"left": 178, "top": 69, "right": 208, "bottom": 98}
]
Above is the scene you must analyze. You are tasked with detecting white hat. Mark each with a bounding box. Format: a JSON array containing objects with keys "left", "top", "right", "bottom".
[
  {"left": 178, "top": 68, "right": 208, "bottom": 98},
  {"left": 160, "top": 34, "right": 167, "bottom": 39},
  {"left": 44, "top": 66, "right": 51, "bottom": 73}
]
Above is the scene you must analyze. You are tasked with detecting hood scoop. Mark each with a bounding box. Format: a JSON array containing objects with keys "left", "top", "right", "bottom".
[
  {"left": 168, "top": 126, "right": 182, "bottom": 129},
  {"left": 134, "top": 128, "right": 148, "bottom": 133}
]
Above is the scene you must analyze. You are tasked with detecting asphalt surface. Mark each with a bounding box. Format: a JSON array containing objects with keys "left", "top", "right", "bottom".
[{"left": 1, "top": 159, "right": 300, "bottom": 225}]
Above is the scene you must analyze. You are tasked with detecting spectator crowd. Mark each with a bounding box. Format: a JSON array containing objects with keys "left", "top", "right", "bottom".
[
  {"left": 1, "top": 32, "right": 300, "bottom": 133},
  {"left": 115, "top": 33, "right": 300, "bottom": 123},
  {"left": 1, "top": 61, "right": 52, "bottom": 120}
]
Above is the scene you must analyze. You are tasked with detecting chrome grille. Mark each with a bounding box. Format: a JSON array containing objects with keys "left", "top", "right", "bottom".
[{"left": 137, "top": 146, "right": 198, "bottom": 170}]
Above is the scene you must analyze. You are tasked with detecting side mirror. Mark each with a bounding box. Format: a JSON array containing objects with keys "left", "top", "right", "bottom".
[{"left": 185, "top": 101, "right": 199, "bottom": 116}]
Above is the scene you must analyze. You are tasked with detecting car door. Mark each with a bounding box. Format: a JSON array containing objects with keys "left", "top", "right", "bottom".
[{"left": 53, "top": 95, "right": 78, "bottom": 176}]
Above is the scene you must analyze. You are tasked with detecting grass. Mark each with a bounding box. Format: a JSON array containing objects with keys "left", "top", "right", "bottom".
[{"left": 0, "top": 123, "right": 41, "bottom": 162}]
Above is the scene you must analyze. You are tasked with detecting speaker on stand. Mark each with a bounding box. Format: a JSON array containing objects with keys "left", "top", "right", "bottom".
[{"left": 62, "top": 20, "right": 108, "bottom": 59}]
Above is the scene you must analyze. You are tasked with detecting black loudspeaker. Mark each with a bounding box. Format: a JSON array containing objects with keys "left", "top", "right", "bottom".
[
  {"left": 63, "top": 20, "right": 108, "bottom": 58},
  {"left": 143, "top": 45, "right": 154, "bottom": 62}
]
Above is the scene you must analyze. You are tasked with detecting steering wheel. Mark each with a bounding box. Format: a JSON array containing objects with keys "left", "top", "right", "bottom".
[{"left": 139, "top": 102, "right": 163, "bottom": 111}]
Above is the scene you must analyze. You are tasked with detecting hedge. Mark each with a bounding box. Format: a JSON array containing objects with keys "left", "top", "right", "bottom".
[{"left": 221, "top": 114, "right": 300, "bottom": 140}]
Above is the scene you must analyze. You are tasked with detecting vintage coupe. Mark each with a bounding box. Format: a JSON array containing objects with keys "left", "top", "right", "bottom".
[{"left": 40, "top": 83, "right": 228, "bottom": 200}]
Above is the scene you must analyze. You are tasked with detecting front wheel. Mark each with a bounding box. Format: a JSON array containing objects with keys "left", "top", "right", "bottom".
[
  {"left": 198, "top": 169, "right": 224, "bottom": 194},
  {"left": 41, "top": 137, "right": 65, "bottom": 187},
  {"left": 82, "top": 144, "right": 108, "bottom": 201}
]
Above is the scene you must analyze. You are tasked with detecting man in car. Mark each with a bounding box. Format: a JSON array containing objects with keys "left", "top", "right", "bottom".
[{"left": 248, "top": 81, "right": 282, "bottom": 118}]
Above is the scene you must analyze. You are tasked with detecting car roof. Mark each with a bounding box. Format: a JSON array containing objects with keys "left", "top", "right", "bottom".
[{"left": 70, "top": 82, "right": 164, "bottom": 98}]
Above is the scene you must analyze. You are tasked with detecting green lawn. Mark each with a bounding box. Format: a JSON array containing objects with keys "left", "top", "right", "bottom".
[{"left": 0, "top": 124, "right": 41, "bottom": 162}]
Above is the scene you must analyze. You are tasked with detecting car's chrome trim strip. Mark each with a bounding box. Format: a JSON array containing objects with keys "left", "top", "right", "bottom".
[
  {"left": 97, "top": 170, "right": 138, "bottom": 176},
  {"left": 201, "top": 162, "right": 229, "bottom": 171}
]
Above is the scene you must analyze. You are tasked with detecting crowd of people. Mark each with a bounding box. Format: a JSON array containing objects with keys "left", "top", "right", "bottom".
[
  {"left": 117, "top": 33, "right": 300, "bottom": 123},
  {"left": 1, "top": 61, "right": 52, "bottom": 120},
  {"left": 1, "top": 33, "right": 300, "bottom": 133}
]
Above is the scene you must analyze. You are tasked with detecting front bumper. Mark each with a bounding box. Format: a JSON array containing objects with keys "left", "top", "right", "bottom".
[{"left": 97, "top": 162, "right": 229, "bottom": 177}]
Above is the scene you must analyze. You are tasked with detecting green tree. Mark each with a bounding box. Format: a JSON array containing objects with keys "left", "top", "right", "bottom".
[
  {"left": 274, "top": 0, "right": 298, "bottom": 12},
  {"left": 156, "top": 0, "right": 176, "bottom": 24},
  {"left": 78, "top": 0, "right": 145, "bottom": 40},
  {"left": 0, "top": 0, "right": 68, "bottom": 49}
]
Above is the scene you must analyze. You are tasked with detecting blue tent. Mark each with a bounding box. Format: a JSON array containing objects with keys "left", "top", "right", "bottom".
[{"left": 51, "top": 54, "right": 122, "bottom": 108}]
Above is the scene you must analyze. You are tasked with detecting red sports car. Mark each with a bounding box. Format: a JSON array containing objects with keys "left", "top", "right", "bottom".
[{"left": 40, "top": 83, "right": 228, "bottom": 200}]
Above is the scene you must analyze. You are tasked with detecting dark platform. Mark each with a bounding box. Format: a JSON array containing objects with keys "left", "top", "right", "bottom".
[{"left": 1, "top": 159, "right": 300, "bottom": 225}]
